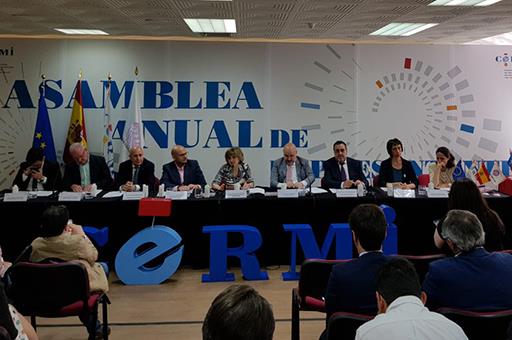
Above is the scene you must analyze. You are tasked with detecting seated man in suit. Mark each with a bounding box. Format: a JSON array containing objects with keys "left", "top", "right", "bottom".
[
  {"left": 322, "top": 140, "right": 368, "bottom": 189},
  {"left": 160, "top": 145, "right": 206, "bottom": 191},
  {"left": 355, "top": 258, "right": 467, "bottom": 340},
  {"left": 62, "top": 143, "right": 113, "bottom": 192},
  {"left": 423, "top": 209, "right": 512, "bottom": 311},
  {"left": 325, "top": 204, "right": 390, "bottom": 319},
  {"left": 270, "top": 143, "right": 315, "bottom": 189},
  {"left": 13, "top": 147, "right": 62, "bottom": 191},
  {"left": 115, "top": 146, "right": 156, "bottom": 194}
]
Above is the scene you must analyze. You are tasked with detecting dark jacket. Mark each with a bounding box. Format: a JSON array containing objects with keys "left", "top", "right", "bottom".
[
  {"left": 160, "top": 159, "right": 206, "bottom": 190},
  {"left": 115, "top": 158, "right": 157, "bottom": 194},
  {"left": 62, "top": 155, "right": 113, "bottom": 191},
  {"left": 322, "top": 157, "right": 368, "bottom": 189},
  {"left": 12, "top": 160, "right": 62, "bottom": 191},
  {"left": 378, "top": 157, "right": 418, "bottom": 187}
]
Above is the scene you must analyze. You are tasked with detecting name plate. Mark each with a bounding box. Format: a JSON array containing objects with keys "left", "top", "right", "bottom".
[
  {"left": 277, "top": 189, "right": 299, "bottom": 198},
  {"left": 426, "top": 189, "right": 449, "bottom": 198},
  {"left": 393, "top": 189, "right": 416, "bottom": 198},
  {"left": 335, "top": 189, "right": 358, "bottom": 198},
  {"left": 225, "top": 189, "right": 248, "bottom": 199},
  {"left": 123, "top": 191, "right": 145, "bottom": 200},
  {"left": 165, "top": 191, "right": 188, "bottom": 200},
  {"left": 58, "top": 192, "right": 83, "bottom": 201},
  {"left": 4, "top": 192, "right": 28, "bottom": 202}
]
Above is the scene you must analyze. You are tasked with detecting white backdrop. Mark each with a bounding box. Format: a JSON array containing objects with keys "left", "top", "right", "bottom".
[{"left": 0, "top": 40, "right": 511, "bottom": 189}]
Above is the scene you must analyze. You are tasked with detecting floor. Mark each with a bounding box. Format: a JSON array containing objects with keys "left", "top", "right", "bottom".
[{"left": 35, "top": 266, "right": 325, "bottom": 340}]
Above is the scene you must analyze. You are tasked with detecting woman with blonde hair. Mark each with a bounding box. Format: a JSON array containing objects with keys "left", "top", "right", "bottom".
[{"left": 212, "top": 147, "right": 254, "bottom": 191}]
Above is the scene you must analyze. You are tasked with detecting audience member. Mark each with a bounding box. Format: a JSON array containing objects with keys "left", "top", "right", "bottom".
[
  {"left": 62, "top": 143, "right": 113, "bottom": 192},
  {"left": 325, "top": 204, "right": 389, "bottom": 318},
  {"left": 429, "top": 146, "right": 455, "bottom": 189},
  {"left": 212, "top": 147, "right": 254, "bottom": 191},
  {"left": 160, "top": 145, "right": 206, "bottom": 191},
  {"left": 12, "top": 147, "right": 62, "bottom": 191},
  {"left": 202, "top": 284, "right": 275, "bottom": 340},
  {"left": 378, "top": 138, "right": 418, "bottom": 188},
  {"left": 322, "top": 140, "right": 368, "bottom": 189},
  {"left": 434, "top": 178, "right": 505, "bottom": 251},
  {"left": 115, "top": 146, "right": 156, "bottom": 194},
  {"left": 270, "top": 143, "right": 314, "bottom": 189},
  {"left": 424, "top": 210, "right": 512, "bottom": 311},
  {"left": 355, "top": 258, "right": 467, "bottom": 340}
]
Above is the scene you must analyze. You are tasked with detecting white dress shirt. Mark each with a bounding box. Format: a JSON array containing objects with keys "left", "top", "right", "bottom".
[{"left": 355, "top": 296, "right": 468, "bottom": 340}]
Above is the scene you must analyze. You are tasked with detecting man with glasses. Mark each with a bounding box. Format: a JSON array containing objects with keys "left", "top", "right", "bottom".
[
  {"left": 321, "top": 140, "right": 368, "bottom": 189},
  {"left": 160, "top": 145, "right": 206, "bottom": 191},
  {"left": 62, "top": 143, "right": 113, "bottom": 192}
]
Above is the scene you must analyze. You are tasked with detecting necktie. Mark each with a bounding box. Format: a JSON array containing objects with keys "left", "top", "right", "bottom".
[
  {"left": 286, "top": 165, "right": 293, "bottom": 182},
  {"left": 340, "top": 162, "right": 347, "bottom": 182},
  {"left": 31, "top": 177, "right": 38, "bottom": 191},
  {"left": 133, "top": 167, "right": 140, "bottom": 185}
]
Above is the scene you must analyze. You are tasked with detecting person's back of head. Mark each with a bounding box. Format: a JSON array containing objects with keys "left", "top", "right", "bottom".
[
  {"left": 349, "top": 204, "right": 387, "bottom": 251},
  {"left": 377, "top": 258, "right": 422, "bottom": 310},
  {"left": 40, "top": 205, "right": 69, "bottom": 237},
  {"left": 441, "top": 209, "right": 485, "bottom": 253},
  {"left": 202, "top": 285, "right": 275, "bottom": 340}
]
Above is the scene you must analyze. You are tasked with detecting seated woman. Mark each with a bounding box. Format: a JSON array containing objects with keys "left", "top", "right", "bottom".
[
  {"left": 30, "top": 205, "right": 108, "bottom": 293},
  {"left": 429, "top": 146, "right": 455, "bottom": 189},
  {"left": 212, "top": 147, "right": 254, "bottom": 191},
  {"left": 378, "top": 138, "right": 418, "bottom": 189},
  {"left": 434, "top": 178, "right": 505, "bottom": 251}
]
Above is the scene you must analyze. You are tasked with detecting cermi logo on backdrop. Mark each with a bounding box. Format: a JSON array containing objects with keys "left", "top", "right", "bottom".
[{"left": 0, "top": 46, "right": 14, "bottom": 56}]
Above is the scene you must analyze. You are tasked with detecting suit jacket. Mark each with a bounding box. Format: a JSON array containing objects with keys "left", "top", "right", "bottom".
[
  {"left": 325, "top": 252, "right": 389, "bottom": 318},
  {"left": 62, "top": 155, "right": 113, "bottom": 191},
  {"left": 422, "top": 248, "right": 512, "bottom": 311},
  {"left": 160, "top": 159, "right": 206, "bottom": 190},
  {"left": 270, "top": 156, "right": 315, "bottom": 188},
  {"left": 321, "top": 157, "right": 368, "bottom": 189},
  {"left": 378, "top": 157, "right": 418, "bottom": 187},
  {"left": 12, "top": 160, "right": 62, "bottom": 191},
  {"left": 115, "top": 158, "right": 156, "bottom": 193}
]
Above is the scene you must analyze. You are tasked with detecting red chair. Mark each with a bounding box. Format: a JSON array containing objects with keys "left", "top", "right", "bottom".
[
  {"left": 397, "top": 254, "right": 446, "bottom": 282},
  {"left": 437, "top": 307, "right": 512, "bottom": 340},
  {"left": 8, "top": 261, "right": 110, "bottom": 340},
  {"left": 291, "top": 259, "right": 350, "bottom": 340},
  {"left": 326, "top": 311, "right": 373, "bottom": 340},
  {"left": 418, "top": 174, "right": 430, "bottom": 187}
]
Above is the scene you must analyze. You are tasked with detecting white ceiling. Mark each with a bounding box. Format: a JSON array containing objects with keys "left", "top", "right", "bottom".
[{"left": 1, "top": 0, "right": 512, "bottom": 44}]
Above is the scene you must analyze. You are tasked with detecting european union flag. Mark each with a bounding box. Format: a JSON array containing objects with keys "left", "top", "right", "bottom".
[
  {"left": 32, "top": 83, "right": 57, "bottom": 162},
  {"left": 452, "top": 160, "right": 466, "bottom": 181}
]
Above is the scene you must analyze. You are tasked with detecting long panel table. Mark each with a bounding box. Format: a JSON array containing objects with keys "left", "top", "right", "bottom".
[{"left": 1, "top": 191, "right": 511, "bottom": 268}]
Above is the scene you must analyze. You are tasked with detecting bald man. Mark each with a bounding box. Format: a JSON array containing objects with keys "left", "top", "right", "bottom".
[
  {"left": 270, "top": 143, "right": 315, "bottom": 189},
  {"left": 115, "top": 147, "right": 156, "bottom": 193},
  {"left": 62, "top": 143, "right": 113, "bottom": 192},
  {"left": 160, "top": 145, "right": 206, "bottom": 191}
]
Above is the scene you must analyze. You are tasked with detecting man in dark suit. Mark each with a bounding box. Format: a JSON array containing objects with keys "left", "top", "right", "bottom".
[
  {"left": 325, "top": 204, "right": 390, "bottom": 318},
  {"left": 321, "top": 140, "right": 368, "bottom": 189},
  {"left": 62, "top": 143, "right": 113, "bottom": 192},
  {"left": 423, "top": 209, "right": 512, "bottom": 311},
  {"left": 160, "top": 145, "right": 206, "bottom": 191},
  {"left": 13, "top": 147, "right": 62, "bottom": 191},
  {"left": 115, "top": 147, "right": 156, "bottom": 194},
  {"left": 270, "top": 143, "right": 315, "bottom": 189}
]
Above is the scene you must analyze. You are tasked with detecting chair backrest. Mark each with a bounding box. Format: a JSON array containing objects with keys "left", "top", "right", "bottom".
[
  {"left": 437, "top": 307, "right": 512, "bottom": 340},
  {"left": 326, "top": 311, "right": 373, "bottom": 340},
  {"left": 418, "top": 174, "right": 430, "bottom": 187},
  {"left": 8, "top": 261, "right": 91, "bottom": 317},
  {"left": 298, "top": 259, "right": 350, "bottom": 301},
  {"left": 397, "top": 254, "right": 446, "bottom": 282}
]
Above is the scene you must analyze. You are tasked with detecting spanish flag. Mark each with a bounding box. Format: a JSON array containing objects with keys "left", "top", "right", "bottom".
[
  {"left": 476, "top": 162, "right": 490, "bottom": 185},
  {"left": 63, "top": 79, "right": 88, "bottom": 163}
]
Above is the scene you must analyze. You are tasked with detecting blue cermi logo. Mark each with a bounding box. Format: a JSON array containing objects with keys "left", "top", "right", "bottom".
[{"left": 115, "top": 225, "right": 184, "bottom": 285}]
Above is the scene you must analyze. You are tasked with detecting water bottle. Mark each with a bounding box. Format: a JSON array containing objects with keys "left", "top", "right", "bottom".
[
  {"left": 357, "top": 183, "right": 364, "bottom": 197},
  {"left": 204, "top": 184, "right": 211, "bottom": 198},
  {"left": 12, "top": 185, "right": 18, "bottom": 193}
]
